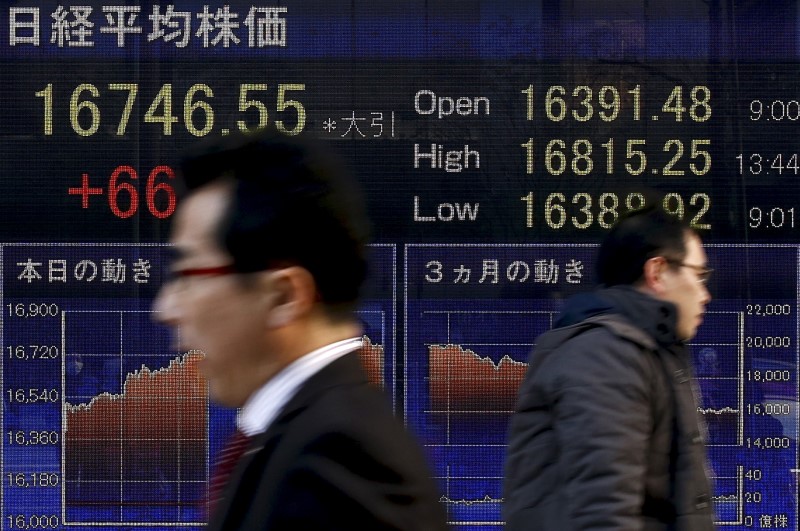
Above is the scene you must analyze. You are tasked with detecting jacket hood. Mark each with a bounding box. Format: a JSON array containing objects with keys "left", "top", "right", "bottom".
[{"left": 555, "top": 285, "right": 680, "bottom": 347}]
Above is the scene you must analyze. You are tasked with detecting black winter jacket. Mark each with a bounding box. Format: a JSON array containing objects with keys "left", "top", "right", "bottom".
[{"left": 503, "top": 286, "right": 716, "bottom": 530}]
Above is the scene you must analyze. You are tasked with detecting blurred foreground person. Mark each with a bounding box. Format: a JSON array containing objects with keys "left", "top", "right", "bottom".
[
  {"left": 154, "top": 130, "right": 447, "bottom": 531},
  {"left": 504, "top": 205, "right": 716, "bottom": 530}
]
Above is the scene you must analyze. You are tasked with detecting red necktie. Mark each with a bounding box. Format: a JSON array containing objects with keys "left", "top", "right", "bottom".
[{"left": 208, "top": 429, "right": 252, "bottom": 515}]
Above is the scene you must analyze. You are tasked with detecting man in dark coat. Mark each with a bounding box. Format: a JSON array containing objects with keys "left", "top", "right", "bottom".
[
  {"left": 154, "top": 130, "right": 448, "bottom": 530},
  {"left": 504, "top": 205, "right": 716, "bottom": 530}
]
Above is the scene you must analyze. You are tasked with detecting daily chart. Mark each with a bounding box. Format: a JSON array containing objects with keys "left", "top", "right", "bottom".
[
  {"left": 0, "top": 243, "right": 395, "bottom": 530},
  {"left": 1, "top": 244, "right": 217, "bottom": 529}
]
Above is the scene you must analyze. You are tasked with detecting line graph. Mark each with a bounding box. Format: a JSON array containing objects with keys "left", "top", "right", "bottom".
[
  {"left": 357, "top": 244, "right": 397, "bottom": 398},
  {"left": 409, "top": 307, "right": 553, "bottom": 524},
  {"left": 693, "top": 311, "right": 745, "bottom": 447},
  {"left": 712, "top": 466, "right": 745, "bottom": 526},
  {"left": 359, "top": 335, "right": 385, "bottom": 388},
  {"left": 62, "top": 310, "right": 208, "bottom": 526},
  {"left": 428, "top": 343, "right": 527, "bottom": 412},
  {"left": 437, "top": 466, "right": 504, "bottom": 526}
]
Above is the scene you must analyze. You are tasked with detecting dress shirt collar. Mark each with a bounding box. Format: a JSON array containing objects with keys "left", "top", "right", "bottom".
[{"left": 236, "top": 337, "right": 362, "bottom": 437}]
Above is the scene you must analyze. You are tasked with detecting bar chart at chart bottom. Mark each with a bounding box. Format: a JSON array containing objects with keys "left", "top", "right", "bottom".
[{"left": 405, "top": 244, "right": 799, "bottom": 530}]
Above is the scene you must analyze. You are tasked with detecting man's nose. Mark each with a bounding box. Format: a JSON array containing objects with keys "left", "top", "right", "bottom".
[
  {"left": 701, "top": 283, "right": 712, "bottom": 305},
  {"left": 152, "top": 282, "right": 179, "bottom": 325}
]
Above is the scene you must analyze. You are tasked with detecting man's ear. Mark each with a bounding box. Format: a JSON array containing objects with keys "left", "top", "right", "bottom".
[
  {"left": 260, "top": 267, "right": 317, "bottom": 328},
  {"left": 641, "top": 256, "right": 667, "bottom": 295}
]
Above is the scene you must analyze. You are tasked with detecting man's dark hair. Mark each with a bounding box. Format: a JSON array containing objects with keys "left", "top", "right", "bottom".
[
  {"left": 596, "top": 204, "right": 695, "bottom": 286},
  {"left": 179, "top": 129, "right": 370, "bottom": 318}
]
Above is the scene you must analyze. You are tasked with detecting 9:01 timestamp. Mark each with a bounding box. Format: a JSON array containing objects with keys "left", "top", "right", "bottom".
[{"left": 748, "top": 206, "right": 795, "bottom": 229}]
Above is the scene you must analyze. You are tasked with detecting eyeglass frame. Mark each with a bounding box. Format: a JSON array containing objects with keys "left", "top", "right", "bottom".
[
  {"left": 662, "top": 257, "right": 713, "bottom": 285},
  {"left": 170, "top": 265, "right": 238, "bottom": 278},
  {"left": 162, "top": 264, "right": 239, "bottom": 290},
  {"left": 164, "top": 263, "right": 326, "bottom": 305}
]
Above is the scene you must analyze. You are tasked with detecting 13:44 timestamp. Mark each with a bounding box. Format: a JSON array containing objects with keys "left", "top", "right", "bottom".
[{"left": 737, "top": 153, "right": 800, "bottom": 175}]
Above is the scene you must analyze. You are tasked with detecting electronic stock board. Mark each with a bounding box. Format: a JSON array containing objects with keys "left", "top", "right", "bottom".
[{"left": 0, "top": 1, "right": 798, "bottom": 529}]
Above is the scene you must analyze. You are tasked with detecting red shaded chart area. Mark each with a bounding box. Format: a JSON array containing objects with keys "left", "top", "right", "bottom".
[
  {"left": 360, "top": 335, "right": 385, "bottom": 388},
  {"left": 429, "top": 344, "right": 527, "bottom": 411},
  {"left": 65, "top": 353, "right": 207, "bottom": 521}
]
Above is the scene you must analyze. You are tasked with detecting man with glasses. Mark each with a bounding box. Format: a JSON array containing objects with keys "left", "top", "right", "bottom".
[
  {"left": 154, "top": 130, "right": 447, "bottom": 530},
  {"left": 504, "top": 205, "right": 715, "bottom": 530}
]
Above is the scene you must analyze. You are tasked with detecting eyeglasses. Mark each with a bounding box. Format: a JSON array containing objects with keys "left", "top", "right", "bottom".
[
  {"left": 664, "top": 258, "right": 713, "bottom": 285},
  {"left": 171, "top": 265, "right": 237, "bottom": 278},
  {"left": 164, "top": 264, "right": 238, "bottom": 289}
]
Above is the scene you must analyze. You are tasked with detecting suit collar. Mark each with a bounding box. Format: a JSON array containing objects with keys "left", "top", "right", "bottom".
[
  {"left": 259, "top": 351, "right": 367, "bottom": 436},
  {"left": 238, "top": 337, "right": 362, "bottom": 436},
  {"left": 208, "top": 351, "right": 368, "bottom": 530}
]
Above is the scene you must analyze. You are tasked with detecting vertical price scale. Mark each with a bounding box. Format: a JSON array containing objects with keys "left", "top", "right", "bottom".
[
  {"left": 405, "top": 244, "right": 799, "bottom": 530},
  {"left": 3, "top": 292, "right": 62, "bottom": 531}
]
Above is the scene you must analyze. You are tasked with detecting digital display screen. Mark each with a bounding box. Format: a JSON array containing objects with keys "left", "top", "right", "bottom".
[{"left": 0, "top": 1, "right": 798, "bottom": 530}]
